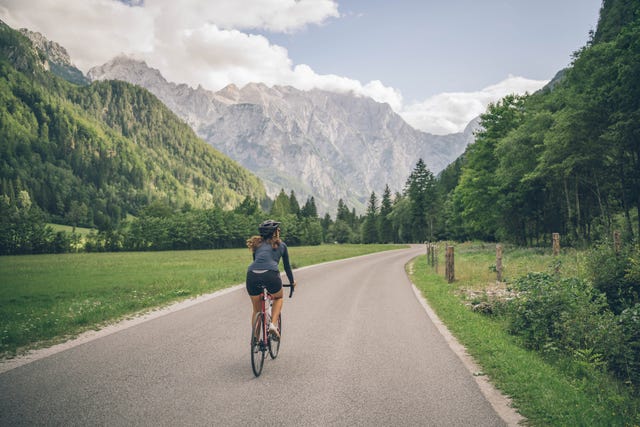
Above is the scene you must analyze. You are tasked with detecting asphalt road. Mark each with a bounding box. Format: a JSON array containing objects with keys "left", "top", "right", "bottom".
[{"left": 0, "top": 246, "right": 508, "bottom": 426}]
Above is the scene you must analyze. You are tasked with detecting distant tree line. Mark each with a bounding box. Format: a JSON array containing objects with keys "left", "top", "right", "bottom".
[{"left": 0, "top": 157, "right": 441, "bottom": 254}]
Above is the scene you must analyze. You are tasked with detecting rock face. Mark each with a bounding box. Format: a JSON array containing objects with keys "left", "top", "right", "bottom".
[
  {"left": 88, "top": 57, "right": 476, "bottom": 213},
  {"left": 19, "top": 28, "right": 88, "bottom": 85}
]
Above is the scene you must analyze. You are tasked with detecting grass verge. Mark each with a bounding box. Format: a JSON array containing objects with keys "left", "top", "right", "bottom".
[
  {"left": 0, "top": 244, "right": 403, "bottom": 358},
  {"left": 408, "top": 244, "right": 639, "bottom": 426}
]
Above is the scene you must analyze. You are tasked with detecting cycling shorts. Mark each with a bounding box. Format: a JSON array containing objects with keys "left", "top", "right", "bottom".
[{"left": 246, "top": 269, "right": 282, "bottom": 296}]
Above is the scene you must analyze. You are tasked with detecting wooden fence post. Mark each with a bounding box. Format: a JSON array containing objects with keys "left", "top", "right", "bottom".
[
  {"left": 426, "top": 243, "right": 429, "bottom": 267},
  {"left": 496, "top": 244, "right": 503, "bottom": 283},
  {"left": 614, "top": 230, "right": 621, "bottom": 254},
  {"left": 434, "top": 244, "right": 438, "bottom": 274},
  {"left": 552, "top": 233, "right": 560, "bottom": 256},
  {"left": 426, "top": 243, "right": 438, "bottom": 273},
  {"left": 445, "top": 245, "right": 455, "bottom": 283},
  {"left": 430, "top": 243, "right": 434, "bottom": 268}
]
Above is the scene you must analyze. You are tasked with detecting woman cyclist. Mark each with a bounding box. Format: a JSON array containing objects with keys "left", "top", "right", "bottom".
[{"left": 246, "top": 220, "right": 296, "bottom": 338}]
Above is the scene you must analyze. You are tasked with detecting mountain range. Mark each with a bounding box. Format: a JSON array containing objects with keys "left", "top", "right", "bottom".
[
  {"left": 87, "top": 57, "right": 477, "bottom": 213},
  {"left": 19, "top": 26, "right": 477, "bottom": 214}
]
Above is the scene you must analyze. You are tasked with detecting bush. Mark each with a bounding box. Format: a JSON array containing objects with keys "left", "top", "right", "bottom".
[
  {"left": 507, "top": 272, "right": 640, "bottom": 393},
  {"left": 612, "top": 304, "right": 640, "bottom": 391},
  {"left": 586, "top": 241, "right": 640, "bottom": 314},
  {"left": 507, "top": 273, "right": 615, "bottom": 355}
]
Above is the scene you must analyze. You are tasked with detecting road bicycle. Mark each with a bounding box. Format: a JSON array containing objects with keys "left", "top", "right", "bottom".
[{"left": 251, "top": 283, "right": 294, "bottom": 377}]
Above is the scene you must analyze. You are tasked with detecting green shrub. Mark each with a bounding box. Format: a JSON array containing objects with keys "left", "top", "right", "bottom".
[
  {"left": 507, "top": 273, "right": 615, "bottom": 355},
  {"left": 507, "top": 271, "right": 640, "bottom": 393},
  {"left": 586, "top": 241, "right": 640, "bottom": 314},
  {"left": 613, "top": 303, "right": 640, "bottom": 391}
]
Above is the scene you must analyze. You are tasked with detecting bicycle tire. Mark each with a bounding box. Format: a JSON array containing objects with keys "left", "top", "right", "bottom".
[
  {"left": 268, "top": 314, "right": 281, "bottom": 359},
  {"left": 251, "top": 312, "right": 266, "bottom": 377}
]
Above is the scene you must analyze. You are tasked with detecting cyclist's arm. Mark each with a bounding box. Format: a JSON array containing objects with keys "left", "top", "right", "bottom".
[{"left": 281, "top": 245, "right": 295, "bottom": 285}]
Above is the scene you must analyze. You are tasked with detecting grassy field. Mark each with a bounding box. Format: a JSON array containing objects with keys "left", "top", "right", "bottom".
[
  {"left": 48, "top": 224, "right": 94, "bottom": 235},
  {"left": 409, "top": 242, "right": 639, "bottom": 426},
  {"left": 0, "top": 244, "right": 403, "bottom": 358}
]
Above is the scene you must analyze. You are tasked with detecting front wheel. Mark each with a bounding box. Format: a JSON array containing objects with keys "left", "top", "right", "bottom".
[
  {"left": 251, "top": 312, "right": 266, "bottom": 377},
  {"left": 268, "top": 314, "right": 281, "bottom": 359}
]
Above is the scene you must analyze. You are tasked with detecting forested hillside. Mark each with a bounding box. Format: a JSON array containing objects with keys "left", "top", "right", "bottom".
[
  {"left": 0, "top": 21, "right": 266, "bottom": 231},
  {"left": 435, "top": 0, "right": 640, "bottom": 246}
]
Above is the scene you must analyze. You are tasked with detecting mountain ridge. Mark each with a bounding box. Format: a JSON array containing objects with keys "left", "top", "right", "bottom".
[
  {"left": 18, "top": 27, "right": 89, "bottom": 85},
  {"left": 88, "top": 56, "right": 476, "bottom": 213}
]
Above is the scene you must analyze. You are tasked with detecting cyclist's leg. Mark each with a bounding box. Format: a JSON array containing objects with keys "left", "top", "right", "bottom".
[
  {"left": 246, "top": 271, "right": 264, "bottom": 333},
  {"left": 264, "top": 271, "right": 284, "bottom": 332},
  {"left": 270, "top": 289, "right": 284, "bottom": 331},
  {"left": 250, "top": 295, "right": 262, "bottom": 330}
]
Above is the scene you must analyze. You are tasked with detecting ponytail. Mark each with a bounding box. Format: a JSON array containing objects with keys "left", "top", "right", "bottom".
[
  {"left": 246, "top": 236, "right": 263, "bottom": 252},
  {"left": 246, "top": 228, "right": 281, "bottom": 252}
]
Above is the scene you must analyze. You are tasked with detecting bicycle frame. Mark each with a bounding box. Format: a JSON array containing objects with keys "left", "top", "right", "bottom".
[
  {"left": 259, "top": 287, "right": 272, "bottom": 348},
  {"left": 251, "top": 283, "right": 294, "bottom": 377}
]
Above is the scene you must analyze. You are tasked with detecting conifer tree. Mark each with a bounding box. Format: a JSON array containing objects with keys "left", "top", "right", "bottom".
[
  {"left": 406, "top": 159, "right": 437, "bottom": 242},
  {"left": 270, "top": 189, "right": 291, "bottom": 217},
  {"left": 301, "top": 196, "right": 318, "bottom": 218},
  {"left": 362, "top": 191, "right": 379, "bottom": 243},
  {"left": 379, "top": 185, "right": 394, "bottom": 243}
]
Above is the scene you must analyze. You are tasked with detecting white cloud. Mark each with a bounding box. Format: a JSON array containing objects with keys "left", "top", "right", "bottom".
[
  {"left": 0, "top": 0, "right": 338, "bottom": 71},
  {"left": 154, "top": 24, "right": 295, "bottom": 91},
  {"left": 0, "top": 0, "right": 546, "bottom": 136},
  {"left": 286, "top": 65, "right": 403, "bottom": 110},
  {"left": 0, "top": 0, "right": 154, "bottom": 70},
  {"left": 400, "top": 76, "right": 549, "bottom": 135},
  {"left": 145, "top": 0, "right": 339, "bottom": 33}
]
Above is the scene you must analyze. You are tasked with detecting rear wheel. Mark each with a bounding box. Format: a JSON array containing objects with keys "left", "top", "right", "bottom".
[
  {"left": 251, "top": 312, "right": 266, "bottom": 377},
  {"left": 268, "top": 314, "right": 281, "bottom": 359}
]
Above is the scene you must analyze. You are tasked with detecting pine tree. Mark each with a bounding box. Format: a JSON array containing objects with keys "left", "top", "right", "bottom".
[
  {"left": 270, "top": 189, "right": 291, "bottom": 217},
  {"left": 406, "top": 159, "right": 437, "bottom": 242},
  {"left": 379, "top": 185, "right": 394, "bottom": 243},
  {"left": 301, "top": 196, "right": 318, "bottom": 218},
  {"left": 289, "top": 190, "right": 300, "bottom": 216},
  {"left": 362, "top": 191, "right": 379, "bottom": 243}
]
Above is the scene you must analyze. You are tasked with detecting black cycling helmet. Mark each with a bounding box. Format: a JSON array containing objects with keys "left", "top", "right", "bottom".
[{"left": 258, "top": 219, "right": 280, "bottom": 237}]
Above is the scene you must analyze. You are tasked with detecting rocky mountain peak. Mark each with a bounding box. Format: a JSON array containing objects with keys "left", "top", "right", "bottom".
[
  {"left": 19, "top": 28, "right": 73, "bottom": 68},
  {"left": 214, "top": 83, "right": 241, "bottom": 104},
  {"left": 88, "top": 57, "right": 473, "bottom": 214},
  {"left": 18, "top": 28, "right": 88, "bottom": 85},
  {"left": 87, "top": 55, "right": 166, "bottom": 87}
]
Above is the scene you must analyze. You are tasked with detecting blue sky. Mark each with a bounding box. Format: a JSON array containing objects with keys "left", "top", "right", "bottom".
[
  {"left": 262, "top": 1, "right": 602, "bottom": 101},
  {"left": 0, "top": 0, "right": 602, "bottom": 134}
]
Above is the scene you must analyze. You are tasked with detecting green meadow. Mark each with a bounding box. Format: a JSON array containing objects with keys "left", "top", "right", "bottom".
[{"left": 0, "top": 244, "right": 403, "bottom": 357}]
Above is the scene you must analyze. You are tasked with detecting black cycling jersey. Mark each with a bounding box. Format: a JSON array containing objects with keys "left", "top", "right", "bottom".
[{"left": 247, "top": 241, "right": 294, "bottom": 284}]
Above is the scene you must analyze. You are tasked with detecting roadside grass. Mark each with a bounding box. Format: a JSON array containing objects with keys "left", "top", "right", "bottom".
[
  {"left": 0, "top": 244, "right": 403, "bottom": 358},
  {"left": 409, "top": 242, "right": 639, "bottom": 426}
]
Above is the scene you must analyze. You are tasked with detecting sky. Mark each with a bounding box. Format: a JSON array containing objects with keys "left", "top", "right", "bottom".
[{"left": 0, "top": 0, "right": 602, "bottom": 134}]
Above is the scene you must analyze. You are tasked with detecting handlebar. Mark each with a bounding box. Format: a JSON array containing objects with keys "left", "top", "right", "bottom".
[{"left": 283, "top": 283, "right": 295, "bottom": 298}]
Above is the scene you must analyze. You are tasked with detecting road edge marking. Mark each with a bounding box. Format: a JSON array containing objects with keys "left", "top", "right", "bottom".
[{"left": 408, "top": 262, "right": 526, "bottom": 427}]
